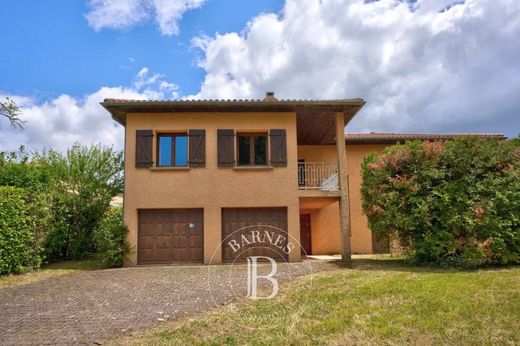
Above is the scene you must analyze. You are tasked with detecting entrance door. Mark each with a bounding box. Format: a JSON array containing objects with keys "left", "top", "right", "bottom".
[{"left": 299, "top": 214, "right": 311, "bottom": 256}]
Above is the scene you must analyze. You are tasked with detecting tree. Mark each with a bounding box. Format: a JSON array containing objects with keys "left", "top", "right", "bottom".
[
  {"left": 0, "top": 97, "right": 25, "bottom": 129},
  {"left": 40, "top": 144, "right": 124, "bottom": 259},
  {"left": 361, "top": 137, "right": 520, "bottom": 267}
]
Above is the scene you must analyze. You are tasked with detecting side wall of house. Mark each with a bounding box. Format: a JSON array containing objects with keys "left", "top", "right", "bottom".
[
  {"left": 297, "top": 143, "right": 388, "bottom": 254},
  {"left": 124, "top": 112, "right": 300, "bottom": 265}
]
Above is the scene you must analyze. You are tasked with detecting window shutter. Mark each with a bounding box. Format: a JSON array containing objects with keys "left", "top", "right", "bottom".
[
  {"left": 217, "top": 129, "right": 235, "bottom": 167},
  {"left": 135, "top": 130, "right": 154, "bottom": 167},
  {"left": 270, "top": 129, "right": 287, "bottom": 167},
  {"left": 189, "top": 129, "right": 205, "bottom": 167}
]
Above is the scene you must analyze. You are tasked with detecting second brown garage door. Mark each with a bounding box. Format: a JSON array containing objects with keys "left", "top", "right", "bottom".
[
  {"left": 222, "top": 208, "right": 288, "bottom": 262},
  {"left": 138, "top": 209, "right": 203, "bottom": 264}
]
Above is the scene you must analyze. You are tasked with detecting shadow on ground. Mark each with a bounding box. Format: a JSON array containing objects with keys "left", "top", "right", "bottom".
[{"left": 322, "top": 256, "right": 520, "bottom": 274}]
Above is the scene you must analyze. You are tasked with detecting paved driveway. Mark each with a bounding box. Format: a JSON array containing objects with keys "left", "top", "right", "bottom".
[{"left": 0, "top": 260, "right": 335, "bottom": 345}]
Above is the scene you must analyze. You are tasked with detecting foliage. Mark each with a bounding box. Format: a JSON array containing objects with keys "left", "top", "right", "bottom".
[
  {"left": 0, "top": 147, "right": 55, "bottom": 262},
  {"left": 0, "top": 187, "right": 48, "bottom": 274},
  {"left": 0, "top": 97, "right": 25, "bottom": 129},
  {"left": 40, "top": 144, "right": 124, "bottom": 260},
  {"left": 94, "top": 206, "right": 130, "bottom": 267},
  {"left": 0, "top": 146, "right": 54, "bottom": 190},
  {"left": 361, "top": 136, "right": 520, "bottom": 267},
  {"left": 0, "top": 143, "right": 123, "bottom": 275}
]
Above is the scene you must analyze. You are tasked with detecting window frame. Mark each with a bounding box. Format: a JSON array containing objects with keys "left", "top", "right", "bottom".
[
  {"left": 156, "top": 132, "right": 189, "bottom": 167},
  {"left": 236, "top": 132, "right": 269, "bottom": 166}
]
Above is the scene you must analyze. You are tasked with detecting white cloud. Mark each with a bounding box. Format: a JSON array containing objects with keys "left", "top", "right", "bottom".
[
  {"left": 85, "top": 0, "right": 206, "bottom": 36},
  {"left": 4, "top": 0, "right": 519, "bottom": 154},
  {"left": 133, "top": 67, "right": 179, "bottom": 98},
  {"left": 152, "top": 0, "right": 206, "bottom": 36},
  {"left": 0, "top": 68, "right": 177, "bottom": 152},
  {"left": 189, "top": 0, "right": 520, "bottom": 136}
]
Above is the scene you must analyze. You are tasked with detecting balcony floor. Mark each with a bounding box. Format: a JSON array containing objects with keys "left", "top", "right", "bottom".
[{"left": 298, "top": 189, "right": 341, "bottom": 198}]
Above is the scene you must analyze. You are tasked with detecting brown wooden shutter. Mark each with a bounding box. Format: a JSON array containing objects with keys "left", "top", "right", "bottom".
[
  {"left": 217, "top": 129, "right": 235, "bottom": 167},
  {"left": 189, "top": 129, "right": 205, "bottom": 167},
  {"left": 135, "top": 130, "right": 154, "bottom": 167},
  {"left": 270, "top": 129, "right": 287, "bottom": 167}
]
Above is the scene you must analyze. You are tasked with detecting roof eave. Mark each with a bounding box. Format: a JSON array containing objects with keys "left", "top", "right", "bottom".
[
  {"left": 101, "top": 98, "right": 365, "bottom": 108},
  {"left": 100, "top": 102, "right": 125, "bottom": 126},
  {"left": 100, "top": 99, "right": 366, "bottom": 127}
]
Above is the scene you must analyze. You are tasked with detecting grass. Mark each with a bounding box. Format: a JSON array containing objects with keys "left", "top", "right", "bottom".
[
  {"left": 111, "top": 258, "right": 520, "bottom": 345},
  {"left": 0, "top": 258, "right": 107, "bottom": 289}
]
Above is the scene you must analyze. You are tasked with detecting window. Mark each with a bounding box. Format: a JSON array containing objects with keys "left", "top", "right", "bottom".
[
  {"left": 157, "top": 133, "right": 188, "bottom": 167},
  {"left": 237, "top": 133, "right": 267, "bottom": 166}
]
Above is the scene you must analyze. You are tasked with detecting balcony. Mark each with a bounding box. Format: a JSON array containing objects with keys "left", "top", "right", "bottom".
[{"left": 298, "top": 162, "right": 339, "bottom": 191}]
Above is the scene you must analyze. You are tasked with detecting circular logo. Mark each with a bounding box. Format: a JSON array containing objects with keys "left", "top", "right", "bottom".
[{"left": 207, "top": 224, "right": 314, "bottom": 330}]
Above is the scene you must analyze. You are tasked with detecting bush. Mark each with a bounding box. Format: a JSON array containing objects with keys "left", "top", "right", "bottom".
[
  {"left": 0, "top": 147, "right": 56, "bottom": 267},
  {"left": 0, "top": 187, "right": 48, "bottom": 274},
  {"left": 39, "top": 144, "right": 124, "bottom": 260},
  {"left": 94, "top": 206, "right": 130, "bottom": 267},
  {"left": 0, "top": 143, "right": 123, "bottom": 273},
  {"left": 43, "top": 193, "right": 72, "bottom": 260},
  {"left": 0, "top": 147, "right": 54, "bottom": 190},
  {"left": 1, "top": 144, "right": 123, "bottom": 268},
  {"left": 361, "top": 136, "right": 520, "bottom": 267}
]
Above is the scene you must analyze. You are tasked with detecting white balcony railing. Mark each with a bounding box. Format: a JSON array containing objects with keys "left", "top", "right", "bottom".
[{"left": 298, "top": 162, "right": 339, "bottom": 190}]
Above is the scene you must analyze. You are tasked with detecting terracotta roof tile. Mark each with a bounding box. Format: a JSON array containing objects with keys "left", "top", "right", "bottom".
[
  {"left": 102, "top": 97, "right": 365, "bottom": 104},
  {"left": 345, "top": 132, "right": 506, "bottom": 142}
]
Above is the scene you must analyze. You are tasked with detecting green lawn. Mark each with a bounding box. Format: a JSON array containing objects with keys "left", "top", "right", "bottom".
[
  {"left": 112, "top": 258, "right": 520, "bottom": 345},
  {"left": 0, "top": 259, "right": 107, "bottom": 288}
]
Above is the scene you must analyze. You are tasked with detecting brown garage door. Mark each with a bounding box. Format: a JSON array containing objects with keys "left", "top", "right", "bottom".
[
  {"left": 222, "top": 208, "right": 288, "bottom": 262},
  {"left": 138, "top": 209, "right": 203, "bottom": 264}
]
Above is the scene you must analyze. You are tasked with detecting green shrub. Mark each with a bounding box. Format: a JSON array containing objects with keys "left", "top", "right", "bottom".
[
  {"left": 24, "top": 190, "right": 52, "bottom": 267},
  {"left": 94, "top": 206, "right": 130, "bottom": 267},
  {"left": 0, "top": 187, "right": 46, "bottom": 274},
  {"left": 0, "top": 147, "right": 54, "bottom": 190},
  {"left": 0, "top": 147, "right": 55, "bottom": 267},
  {"left": 40, "top": 144, "right": 124, "bottom": 260},
  {"left": 1, "top": 144, "right": 123, "bottom": 268},
  {"left": 43, "top": 194, "right": 72, "bottom": 260},
  {"left": 361, "top": 136, "right": 520, "bottom": 267}
]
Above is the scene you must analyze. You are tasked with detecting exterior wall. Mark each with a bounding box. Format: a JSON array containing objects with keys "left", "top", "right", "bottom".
[
  {"left": 124, "top": 112, "right": 301, "bottom": 265},
  {"left": 297, "top": 143, "right": 388, "bottom": 254},
  {"left": 300, "top": 203, "right": 340, "bottom": 255},
  {"left": 345, "top": 143, "right": 388, "bottom": 253}
]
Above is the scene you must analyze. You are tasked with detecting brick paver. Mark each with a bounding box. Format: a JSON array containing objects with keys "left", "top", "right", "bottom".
[{"left": 0, "top": 260, "right": 335, "bottom": 345}]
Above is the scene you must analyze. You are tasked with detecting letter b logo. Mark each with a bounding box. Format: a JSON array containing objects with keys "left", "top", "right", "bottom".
[{"left": 246, "top": 256, "right": 279, "bottom": 299}]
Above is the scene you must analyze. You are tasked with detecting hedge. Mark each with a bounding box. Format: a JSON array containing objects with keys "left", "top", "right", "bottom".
[
  {"left": 0, "top": 144, "right": 124, "bottom": 275},
  {"left": 94, "top": 206, "right": 130, "bottom": 267},
  {"left": 0, "top": 187, "right": 44, "bottom": 274},
  {"left": 361, "top": 136, "right": 520, "bottom": 267}
]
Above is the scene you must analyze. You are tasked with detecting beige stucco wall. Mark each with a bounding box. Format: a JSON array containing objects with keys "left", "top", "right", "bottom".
[
  {"left": 297, "top": 143, "right": 388, "bottom": 254},
  {"left": 300, "top": 203, "right": 341, "bottom": 255},
  {"left": 124, "top": 112, "right": 301, "bottom": 265},
  {"left": 346, "top": 144, "right": 388, "bottom": 253}
]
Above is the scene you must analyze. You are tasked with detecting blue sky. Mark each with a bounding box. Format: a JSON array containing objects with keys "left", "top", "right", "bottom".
[
  {"left": 0, "top": 0, "right": 519, "bottom": 151},
  {"left": 0, "top": 0, "right": 282, "bottom": 100}
]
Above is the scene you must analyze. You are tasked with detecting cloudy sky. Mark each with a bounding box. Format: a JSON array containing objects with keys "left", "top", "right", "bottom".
[{"left": 1, "top": 0, "right": 519, "bottom": 152}]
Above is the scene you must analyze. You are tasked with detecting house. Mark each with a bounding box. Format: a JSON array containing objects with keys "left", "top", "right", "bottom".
[{"left": 101, "top": 93, "right": 505, "bottom": 265}]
